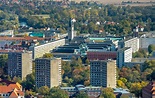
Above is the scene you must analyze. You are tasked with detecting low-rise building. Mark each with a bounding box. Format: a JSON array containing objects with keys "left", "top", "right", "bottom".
[{"left": 0, "top": 80, "right": 24, "bottom": 98}]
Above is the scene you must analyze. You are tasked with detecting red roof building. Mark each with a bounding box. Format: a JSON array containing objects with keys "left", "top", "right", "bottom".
[
  {"left": 87, "top": 51, "right": 117, "bottom": 61},
  {"left": 0, "top": 80, "right": 24, "bottom": 98}
]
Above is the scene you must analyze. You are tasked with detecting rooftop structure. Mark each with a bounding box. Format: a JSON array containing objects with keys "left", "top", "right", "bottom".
[
  {"left": 87, "top": 36, "right": 124, "bottom": 42},
  {"left": 29, "top": 32, "right": 45, "bottom": 38}
]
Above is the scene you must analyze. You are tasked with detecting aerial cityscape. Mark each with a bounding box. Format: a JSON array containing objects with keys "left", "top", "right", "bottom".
[{"left": 0, "top": 0, "right": 155, "bottom": 98}]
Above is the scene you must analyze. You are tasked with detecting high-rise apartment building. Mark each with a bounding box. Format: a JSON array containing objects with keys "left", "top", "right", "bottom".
[
  {"left": 8, "top": 50, "right": 32, "bottom": 80},
  {"left": 90, "top": 60, "right": 116, "bottom": 88},
  {"left": 35, "top": 58, "right": 61, "bottom": 88}
]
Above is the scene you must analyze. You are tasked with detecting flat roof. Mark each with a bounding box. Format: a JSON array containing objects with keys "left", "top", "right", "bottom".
[{"left": 89, "top": 37, "right": 123, "bottom": 41}]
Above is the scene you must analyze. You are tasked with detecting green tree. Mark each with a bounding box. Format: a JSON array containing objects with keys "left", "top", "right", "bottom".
[
  {"left": 43, "top": 53, "right": 53, "bottom": 58},
  {"left": 12, "top": 76, "right": 22, "bottom": 84},
  {"left": 22, "top": 73, "right": 35, "bottom": 90},
  {"left": 0, "top": 54, "right": 8, "bottom": 68},
  {"left": 148, "top": 44, "right": 155, "bottom": 54},
  {"left": 100, "top": 88, "right": 115, "bottom": 98},
  {"left": 130, "top": 82, "right": 148, "bottom": 97},
  {"left": 47, "top": 87, "right": 69, "bottom": 98},
  {"left": 75, "top": 91, "right": 89, "bottom": 98},
  {"left": 38, "top": 86, "right": 50, "bottom": 95},
  {"left": 117, "top": 80, "right": 126, "bottom": 88}
]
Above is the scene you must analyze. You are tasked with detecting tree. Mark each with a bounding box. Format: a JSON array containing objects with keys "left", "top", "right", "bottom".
[
  {"left": 43, "top": 53, "right": 53, "bottom": 58},
  {"left": 148, "top": 44, "right": 155, "bottom": 54},
  {"left": 117, "top": 80, "right": 126, "bottom": 88},
  {"left": 12, "top": 76, "right": 22, "bottom": 84},
  {"left": 85, "top": 59, "right": 90, "bottom": 65},
  {"left": 38, "top": 86, "right": 50, "bottom": 95},
  {"left": 0, "top": 54, "right": 8, "bottom": 68},
  {"left": 130, "top": 82, "right": 148, "bottom": 97},
  {"left": 100, "top": 88, "right": 115, "bottom": 98},
  {"left": 75, "top": 91, "right": 89, "bottom": 98},
  {"left": 47, "top": 87, "right": 69, "bottom": 98},
  {"left": 22, "top": 73, "right": 35, "bottom": 90}
]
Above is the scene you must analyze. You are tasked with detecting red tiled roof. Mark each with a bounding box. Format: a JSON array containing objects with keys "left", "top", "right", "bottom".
[
  {"left": 0, "top": 80, "right": 24, "bottom": 97},
  {"left": 0, "top": 50, "right": 26, "bottom": 53},
  {"left": 16, "top": 90, "right": 24, "bottom": 96},
  {"left": 10, "top": 89, "right": 18, "bottom": 98},
  {"left": 0, "top": 85, "right": 12, "bottom": 93},
  {"left": 8, "top": 83, "right": 22, "bottom": 90},
  {"left": 0, "top": 36, "right": 44, "bottom": 41}
]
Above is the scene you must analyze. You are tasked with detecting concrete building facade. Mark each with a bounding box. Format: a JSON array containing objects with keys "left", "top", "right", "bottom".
[
  {"left": 29, "top": 39, "right": 65, "bottom": 59},
  {"left": 117, "top": 47, "right": 132, "bottom": 68},
  {"left": 90, "top": 60, "right": 116, "bottom": 88},
  {"left": 118, "top": 37, "right": 139, "bottom": 53},
  {"left": 8, "top": 51, "right": 32, "bottom": 80},
  {"left": 35, "top": 58, "right": 61, "bottom": 88},
  {"left": 139, "top": 38, "right": 155, "bottom": 49}
]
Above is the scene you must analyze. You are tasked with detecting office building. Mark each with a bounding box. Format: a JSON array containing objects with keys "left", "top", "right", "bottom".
[
  {"left": 35, "top": 58, "right": 61, "bottom": 88},
  {"left": 118, "top": 37, "right": 139, "bottom": 53},
  {"left": 29, "top": 39, "right": 66, "bottom": 59},
  {"left": 8, "top": 50, "right": 32, "bottom": 80},
  {"left": 90, "top": 60, "right": 116, "bottom": 88},
  {"left": 117, "top": 47, "right": 132, "bottom": 68}
]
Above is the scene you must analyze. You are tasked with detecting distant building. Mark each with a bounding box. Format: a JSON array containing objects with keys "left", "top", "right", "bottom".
[
  {"left": 90, "top": 60, "right": 116, "bottom": 88},
  {"left": 8, "top": 51, "right": 32, "bottom": 80},
  {"left": 0, "top": 80, "right": 24, "bottom": 98},
  {"left": 87, "top": 51, "right": 117, "bottom": 61},
  {"left": 117, "top": 47, "right": 132, "bottom": 68},
  {"left": 29, "top": 32, "right": 45, "bottom": 38},
  {"left": 0, "top": 30, "right": 14, "bottom": 37},
  {"left": 52, "top": 53, "right": 80, "bottom": 61},
  {"left": 35, "top": 58, "right": 61, "bottom": 88},
  {"left": 142, "top": 81, "right": 155, "bottom": 98},
  {"left": 118, "top": 37, "right": 139, "bottom": 53},
  {"left": 139, "top": 38, "right": 155, "bottom": 49},
  {"left": 61, "top": 85, "right": 101, "bottom": 98},
  {"left": 29, "top": 39, "right": 66, "bottom": 59},
  {"left": 61, "top": 85, "right": 132, "bottom": 98}
]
